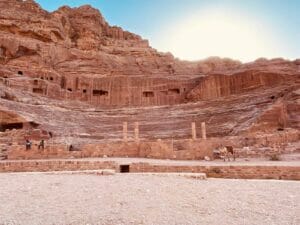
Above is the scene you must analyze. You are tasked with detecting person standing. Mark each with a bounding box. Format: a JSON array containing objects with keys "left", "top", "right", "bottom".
[
  {"left": 25, "top": 139, "right": 32, "bottom": 150},
  {"left": 38, "top": 139, "right": 45, "bottom": 150}
]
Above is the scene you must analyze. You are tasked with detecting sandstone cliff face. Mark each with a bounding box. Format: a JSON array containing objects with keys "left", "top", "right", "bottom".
[
  {"left": 0, "top": 0, "right": 199, "bottom": 78},
  {"left": 0, "top": 0, "right": 299, "bottom": 156},
  {"left": 187, "top": 71, "right": 288, "bottom": 101}
]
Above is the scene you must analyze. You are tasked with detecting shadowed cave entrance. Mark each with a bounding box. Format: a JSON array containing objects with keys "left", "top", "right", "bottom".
[
  {"left": 0, "top": 122, "right": 23, "bottom": 132},
  {"left": 93, "top": 90, "right": 108, "bottom": 96},
  {"left": 143, "top": 91, "right": 154, "bottom": 97}
]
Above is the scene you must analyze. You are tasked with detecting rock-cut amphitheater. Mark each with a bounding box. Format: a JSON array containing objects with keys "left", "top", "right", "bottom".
[
  {"left": 0, "top": 0, "right": 299, "bottom": 178},
  {"left": 0, "top": 1, "right": 300, "bottom": 224}
]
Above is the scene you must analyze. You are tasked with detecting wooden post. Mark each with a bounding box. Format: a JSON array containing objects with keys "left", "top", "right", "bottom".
[
  {"left": 192, "top": 122, "right": 196, "bottom": 140},
  {"left": 123, "top": 122, "right": 128, "bottom": 141},
  {"left": 134, "top": 122, "right": 139, "bottom": 142},
  {"left": 201, "top": 122, "right": 207, "bottom": 140}
]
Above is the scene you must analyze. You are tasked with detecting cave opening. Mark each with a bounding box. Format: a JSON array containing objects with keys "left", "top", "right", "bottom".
[
  {"left": 143, "top": 91, "right": 154, "bottom": 97},
  {"left": 93, "top": 90, "right": 108, "bottom": 96},
  {"left": 18, "top": 71, "right": 23, "bottom": 76},
  {"left": 33, "top": 88, "right": 43, "bottom": 94},
  {"left": 0, "top": 123, "right": 23, "bottom": 132}
]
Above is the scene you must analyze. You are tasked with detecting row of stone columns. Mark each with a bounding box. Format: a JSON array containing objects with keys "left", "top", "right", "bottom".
[{"left": 123, "top": 121, "right": 207, "bottom": 141}]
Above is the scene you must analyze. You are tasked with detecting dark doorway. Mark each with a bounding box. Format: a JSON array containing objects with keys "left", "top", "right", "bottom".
[
  {"left": 93, "top": 90, "right": 108, "bottom": 96},
  {"left": 143, "top": 91, "right": 154, "bottom": 97},
  {"left": 18, "top": 71, "right": 23, "bottom": 76},
  {"left": 33, "top": 88, "right": 43, "bottom": 94},
  {"left": 0, "top": 123, "right": 23, "bottom": 132},
  {"left": 120, "top": 165, "right": 130, "bottom": 173}
]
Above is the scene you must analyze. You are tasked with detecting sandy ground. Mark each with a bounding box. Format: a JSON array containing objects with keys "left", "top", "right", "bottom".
[{"left": 0, "top": 173, "right": 299, "bottom": 225}]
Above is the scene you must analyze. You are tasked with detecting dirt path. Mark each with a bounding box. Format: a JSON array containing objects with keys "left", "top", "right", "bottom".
[{"left": 0, "top": 173, "right": 299, "bottom": 225}]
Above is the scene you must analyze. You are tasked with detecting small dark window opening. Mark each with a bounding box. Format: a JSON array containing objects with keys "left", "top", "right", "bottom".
[
  {"left": 120, "top": 165, "right": 130, "bottom": 173},
  {"left": 277, "top": 128, "right": 284, "bottom": 131},
  {"left": 270, "top": 96, "right": 275, "bottom": 100},
  {"left": 32, "top": 88, "right": 43, "bottom": 94},
  {"left": 18, "top": 71, "right": 23, "bottom": 76},
  {"left": 143, "top": 91, "right": 154, "bottom": 97},
  {"left": 46, "top": 77, "right": 49, "bottom": 80},
  {"left": 93, "top": 90, "right": 108, "bottom": 96},
  {"left": 168, "top": 88, "right": 180, "bottom": 94},
  {"left": 33, "top": 80, "right": 38, "bottom": 85},
  {"left": 29, "top": 122, "right": 39, "bottom": 128},
  {"left": 67, "top": 88, "right": 72, "bottom": 92},
  {"left": 50, "top": 77, "right": 54, "bottom": 81},
  {"left": 41, "top": 77, "right": 44, "bottom": 80},
  {"left": 83, "top": 89, "right": 87, "bottom": 93},
  {"left": 0, "top": 123, "right": 23, "bottom": 132}
]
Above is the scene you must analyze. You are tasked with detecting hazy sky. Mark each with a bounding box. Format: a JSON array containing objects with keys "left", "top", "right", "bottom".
[{"left": 35, "top": 0, "right": 300, "bottom": 62}]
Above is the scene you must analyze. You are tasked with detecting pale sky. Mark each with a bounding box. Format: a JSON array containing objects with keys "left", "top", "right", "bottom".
[{"left": 36, "top": 0, "right": 300, "bottom": 62}]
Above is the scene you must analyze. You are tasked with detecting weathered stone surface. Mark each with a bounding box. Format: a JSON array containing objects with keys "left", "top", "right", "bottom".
[
  {"left": 0, "top": 0, "right": 299, "bottom": 160},
  {"left": 100, "top": 169, "right": 116, "bottom": 176}
]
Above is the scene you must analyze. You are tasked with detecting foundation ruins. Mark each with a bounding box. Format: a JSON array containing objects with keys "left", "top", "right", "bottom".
[{"left": 0, "top": 0, "right": 299, "bottom": 177}]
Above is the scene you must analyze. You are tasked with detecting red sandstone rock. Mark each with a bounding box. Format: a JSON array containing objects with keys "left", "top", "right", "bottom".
[{"left": 0, "top": 0, "right": 299, "bottom": 160}]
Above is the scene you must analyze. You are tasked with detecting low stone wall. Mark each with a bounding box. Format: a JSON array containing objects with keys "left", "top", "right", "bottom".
[
  {"left": 6, "top": 139, "right": 214, "bottom": 160},
  {"left": 130, "top": 163, "right": 300, "bottom": 180},
  {"left": 0, "top": 159, "right": 299, "bottom": 180},
  {"left": 4, "top": 129, "right": 299, "bottom": 160},
  {"left": 0, "top": 160, "right": 118, "bottom": 173}
]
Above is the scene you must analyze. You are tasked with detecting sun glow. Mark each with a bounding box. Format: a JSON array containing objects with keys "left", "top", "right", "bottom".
[{"left": 153, "top": 9, "right": 281, "bottom": 62}]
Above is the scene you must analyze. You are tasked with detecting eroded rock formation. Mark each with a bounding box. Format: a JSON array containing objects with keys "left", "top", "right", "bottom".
[{"left": 0, "top": 0, "right": 299, "bottom": 160}]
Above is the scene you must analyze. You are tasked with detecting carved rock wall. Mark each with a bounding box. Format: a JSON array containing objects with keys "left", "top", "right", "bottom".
[{"left": 187, "top": 71, "right": 287, "bottom": 101}]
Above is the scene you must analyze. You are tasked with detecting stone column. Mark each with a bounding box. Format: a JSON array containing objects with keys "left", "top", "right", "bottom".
[
  {"left": 191, "top": 122, "right": 196, "bottom": 140},
  {"left": 123, "top": 122, "right": 128, "bottom": 141},
  {"left": 134, "top": 122, "right": 139, "bottom": 142},
  {"left": 201, "top": 122, "right": 207, "bottom": 140}
]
